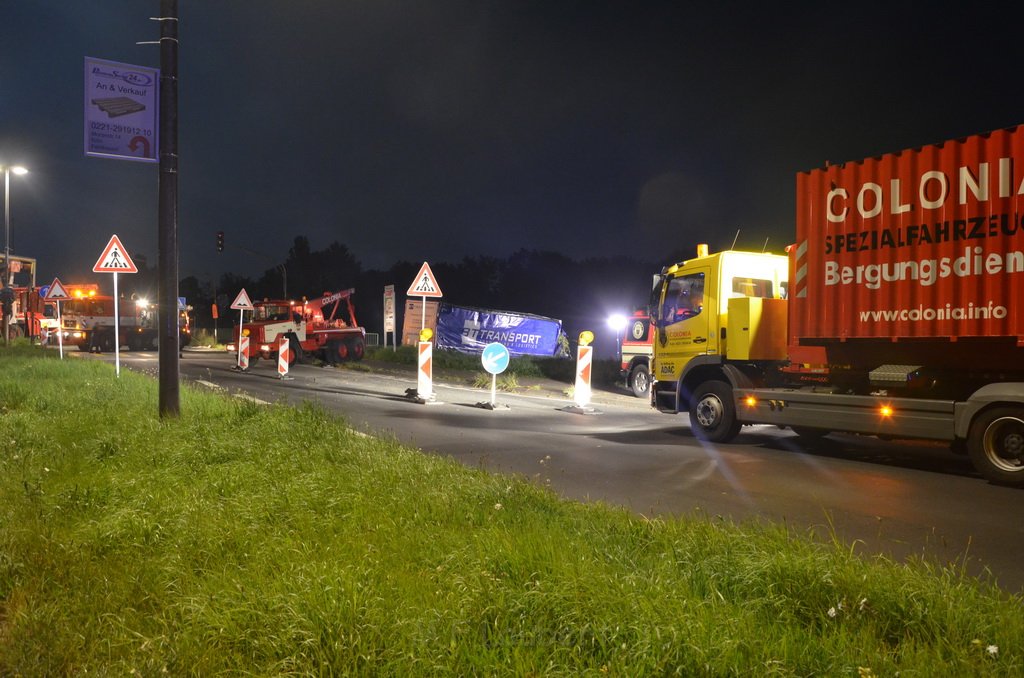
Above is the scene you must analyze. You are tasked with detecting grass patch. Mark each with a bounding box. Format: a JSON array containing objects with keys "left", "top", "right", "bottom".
[
  {"left": 189, "top": 328, "right": 220, "bottom": 348},
  {"left": 1, "top": 344, "right": 1022, "bottom": 675}
]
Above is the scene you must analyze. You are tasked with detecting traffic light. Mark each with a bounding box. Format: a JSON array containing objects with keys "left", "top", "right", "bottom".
[{"left": 216, "top": 230, "right": 224, "bottom": 252}]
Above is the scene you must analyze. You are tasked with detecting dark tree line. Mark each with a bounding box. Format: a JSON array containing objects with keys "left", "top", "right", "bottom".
[{"left": 179, "top": 236, "right": 696, "bottom": 354}]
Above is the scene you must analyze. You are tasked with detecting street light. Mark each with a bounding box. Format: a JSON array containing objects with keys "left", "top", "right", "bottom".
[
  {"left": 2, "top": 164, "right": 27, "bottom": 345},
  {"left": 607, "top": 313, "right": 627, "bottom": 361},
  {"left": 3, "top": 164, "right": 28, "bottom": 285}
]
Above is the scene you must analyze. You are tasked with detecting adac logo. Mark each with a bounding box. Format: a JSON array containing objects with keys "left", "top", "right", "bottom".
[{"left": 91, "top": 66, "right": 155, "bottom": 88}]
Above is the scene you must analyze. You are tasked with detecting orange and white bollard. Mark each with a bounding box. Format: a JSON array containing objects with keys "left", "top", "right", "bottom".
[
  {"left": 417, "top": 341, "right": 433, "bottom": 400},
  {"left": 574, "top": 343, "right": 593, "bottom": 408},
  {"left": 238, "top": 336, "right": 250, "bottom": 370},
  {"left": 277, "top": 335, "right": 291, "bottom": 379}
]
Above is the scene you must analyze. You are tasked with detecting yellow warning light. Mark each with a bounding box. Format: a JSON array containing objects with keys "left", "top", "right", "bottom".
[
  {"left": 744, "top": 395, "right": 757, "bottom": 408},
  {"left": 697, "top": 243, "right": 709, "bottom": 257},
  {"left": 419, "top": 327, "right": 434, "bottom": 342},
  {"left": 579, "top": 330, "right": 594, "bottom": 347},
  {"left": 879, "top": 404, "right": 894, "bottom": 418},
  {"left": 241, "top": 328, "right": 251, "bottom": 337}
]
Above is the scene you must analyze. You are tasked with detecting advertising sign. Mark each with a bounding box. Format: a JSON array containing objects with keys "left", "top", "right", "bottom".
[
  {"left": 434, "top": 304, "right": 563, "bottom": 357},
  {"left": 383, "top": 284, "right": 396, "bottom": 332},
  {"left": 84, "top": 57, "right": 159, "bottom": 163}
]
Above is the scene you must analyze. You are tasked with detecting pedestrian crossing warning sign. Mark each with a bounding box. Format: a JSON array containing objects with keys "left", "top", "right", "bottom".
[
  {"left": 92, "top": 234, "right": 138, "bottom": 273},
  {"left": 406, "top": 261, "right": 443, "bottom": 298}
]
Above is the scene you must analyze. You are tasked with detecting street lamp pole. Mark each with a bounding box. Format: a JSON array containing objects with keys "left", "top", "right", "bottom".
[
  {"left": 3, "top": 166, "right": 28, "bottom": 284},
  {"left": 2, "top": 165, "right": 27, "bottom": 345}
]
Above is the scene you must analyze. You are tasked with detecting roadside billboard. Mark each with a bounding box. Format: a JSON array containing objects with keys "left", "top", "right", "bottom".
[
  {"left": 435, "top": 304, "right": 564, "bottom": 357},
  {"left": 84, "top": 57, "right": 159, "bottom": 163}
]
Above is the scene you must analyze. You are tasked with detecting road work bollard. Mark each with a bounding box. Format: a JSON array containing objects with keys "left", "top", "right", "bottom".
[
  {"left": 417, "top": 341, "right": 433, "bottom": 400},
  {"left": 277, "top": 335, "right": 293, "bottom": 380},
  {"left": 559, "top": 330, "right": 599, "bottom": 415},
  {"left": 574, "top": 343, "right": 593, "bottom": 408},
  {"left": 238, "top": 336, "right": 250, "bottom": 370}
]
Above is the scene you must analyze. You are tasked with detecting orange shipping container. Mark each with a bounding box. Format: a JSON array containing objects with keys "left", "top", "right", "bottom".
[{"left": 791, "top": 125, "right": 1024, "bottom": 368}]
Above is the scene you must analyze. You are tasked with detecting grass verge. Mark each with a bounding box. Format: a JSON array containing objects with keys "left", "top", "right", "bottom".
[{"left": 1, "top": 344, "right": 1021, "bottom": 675}]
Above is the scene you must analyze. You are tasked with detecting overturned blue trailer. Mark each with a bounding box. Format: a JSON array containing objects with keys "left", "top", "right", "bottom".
[{"left": 434, "top": 303, "right": 567, "bottom": 357}]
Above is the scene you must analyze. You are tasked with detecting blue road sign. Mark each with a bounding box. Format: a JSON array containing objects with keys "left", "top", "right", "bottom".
[{"left": 481, "top": 342, "right": 510, "bottom": 375}]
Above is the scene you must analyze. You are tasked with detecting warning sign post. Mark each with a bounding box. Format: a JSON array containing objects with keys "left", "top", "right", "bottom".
[
  {"left": 92, "top": 235, "right": 138, "bottom": 377},
  {"left": 231, "top": 288, "right": 253, "bottom": 370},
  {"left": 407, "top": 261, "right": 443, "bottom": 331},
  {"left": 44, "top": 277, "right": 71, "bottom": 360}
]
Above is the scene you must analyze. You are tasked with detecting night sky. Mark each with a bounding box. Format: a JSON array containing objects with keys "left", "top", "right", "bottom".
[{"left": 2, "top": 2, "right": 1022, "bottom": 285}]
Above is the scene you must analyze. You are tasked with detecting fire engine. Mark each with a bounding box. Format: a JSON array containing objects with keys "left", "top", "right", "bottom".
[
  {"left": 229, "top": 289, "right": 366, "bottom": 365},
  {"left": 619, "top": 310, "right": 653, "bottom": 398},
  {"left": 58, "top": 285, "right": 191, "bottom": 352},
  {"left": 1, "top": 254, "right": 49, "bottom": 340}
]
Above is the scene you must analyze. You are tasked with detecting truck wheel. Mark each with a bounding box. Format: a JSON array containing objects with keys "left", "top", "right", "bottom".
[
  {"left": 967, "top": 407, "right": 1024, "bottom": 486},
  {"left": 629, "top": 363, "right": 650, "bottom": 398},
  {"left": 347, "top": 337, "right": 365, "bottom": 361},
  {"left": 689, "top": 380, "right": 741, "bottom": 443},
  {"left": 287, "top": 336, "right": 303, "bottom": 366},
  {"left": 99, "top": 334, "right": 115, "bottom": 353},
  {"left": 328, "top": 340, "right": 349, "bottom": 363}
]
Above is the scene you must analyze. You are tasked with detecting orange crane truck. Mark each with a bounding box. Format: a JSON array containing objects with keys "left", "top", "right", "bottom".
[{"left": 229, "top": 288, "right": 366, "bottom": 366}]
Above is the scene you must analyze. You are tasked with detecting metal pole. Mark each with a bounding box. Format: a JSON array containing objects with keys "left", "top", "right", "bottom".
[
  {"left": 157, "top": 0, "right": 180, "bottom": 417},
  {"left": 3, "top": 169, "right": 9, "bottom": 345},
  {"left": 113, "top": 272, "right": 121, "bottom": 377},
  {"left": 4, "top": 168, "right": 9, "bottom": 282}
]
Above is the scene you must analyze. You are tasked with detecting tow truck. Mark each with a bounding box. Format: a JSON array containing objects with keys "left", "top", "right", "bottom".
[{"left": 229, "top": 289, "right": 366, "bottom": 365}]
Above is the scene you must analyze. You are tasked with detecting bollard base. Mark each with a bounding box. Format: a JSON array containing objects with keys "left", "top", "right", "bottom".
[
  {"left": 558, "top": 404, "right": 601, "bottom": 415},
  {"left": 278, "top": 375, "right": 294, "bottom": 381},
  {"left": 405, "top": 388, "right": 442, "bottom": 405},
  {"left": 475, "top": 401, "right": 510, "bottom": 411}
]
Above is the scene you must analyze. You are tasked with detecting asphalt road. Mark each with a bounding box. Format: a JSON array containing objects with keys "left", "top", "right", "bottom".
[{"left": 83, "top": 347, "right": 1024, "bottom": 593}]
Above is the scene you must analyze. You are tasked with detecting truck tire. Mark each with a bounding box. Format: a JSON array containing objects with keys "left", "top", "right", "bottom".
[
  {"left": 628, "top": 363, "right": 650, "bottom": 398},
  {"left": 327, "top": 339, "right": 349, "bottom": 364},
  {"left": 967, "top": 407, "right": 1024, "bottom": 486},
  {"left": 688, "top": 380, "right": 741, "bottom": 443},
  {"left": 287, "top": 335, "right": 303, "bottom": 366},
  {"left": 348, "top": 336, "right": 365, "bottom": 361}
]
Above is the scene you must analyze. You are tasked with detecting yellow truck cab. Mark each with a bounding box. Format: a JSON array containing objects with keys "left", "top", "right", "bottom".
[{"left": 650, "top": 247, "right": 788, "bottom": 433}]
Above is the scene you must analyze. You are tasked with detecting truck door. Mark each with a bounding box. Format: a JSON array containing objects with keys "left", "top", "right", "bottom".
[{"left": 654, "top": 268, "right": 710, "bottom": 381}]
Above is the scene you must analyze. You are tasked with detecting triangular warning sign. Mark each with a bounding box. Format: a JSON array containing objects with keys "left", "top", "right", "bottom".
[
  {"left": 45, "top": 277, "right": 71, "bottom": 300},
  {"left": 230, "top": 288, "right": 254, "bottom": 310},
  {"left": 93, "top": 235, "right": 138, "bottom": 273},
  {"left": 406, "top": 261, "right": 443, "bottom": 298}
]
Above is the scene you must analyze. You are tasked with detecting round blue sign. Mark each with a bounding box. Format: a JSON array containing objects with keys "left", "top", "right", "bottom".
[{"left": 481, "top": 342, "right": 510, "bottom": 375}]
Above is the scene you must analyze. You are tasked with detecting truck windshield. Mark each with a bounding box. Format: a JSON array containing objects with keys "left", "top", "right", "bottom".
[
  {"left": 661, "top": 272, "right": 705, "bottom": 324},
  {"left": 256, "top": 304, "right": 293, "bottom": 321}
]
